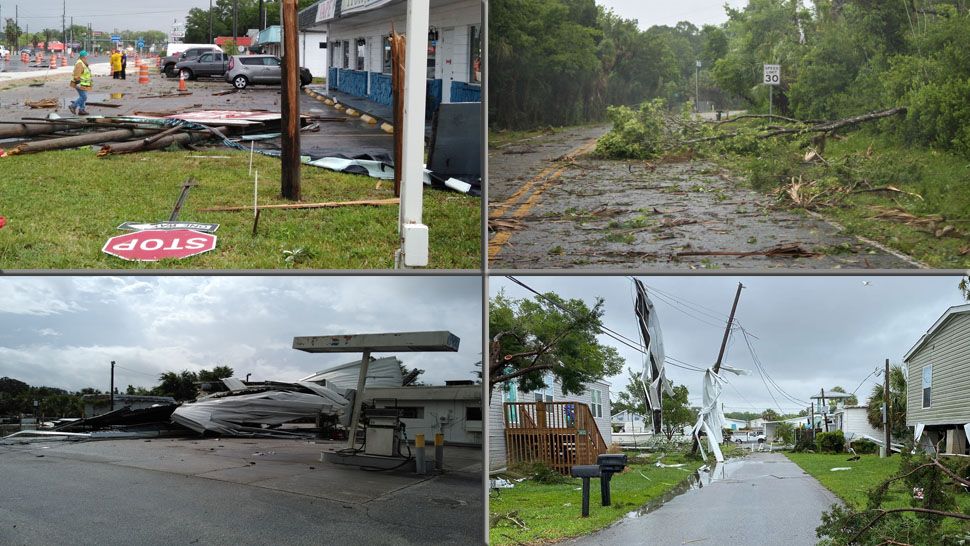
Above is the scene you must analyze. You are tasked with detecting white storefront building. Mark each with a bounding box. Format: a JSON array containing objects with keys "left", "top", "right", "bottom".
[{"left": 300, "top": 0, "right": 482, "bottom": 111}]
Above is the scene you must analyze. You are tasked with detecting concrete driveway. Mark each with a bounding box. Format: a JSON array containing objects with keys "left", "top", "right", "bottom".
[{"left": 566, "top": 452, "right": 838, "bottom": 546}]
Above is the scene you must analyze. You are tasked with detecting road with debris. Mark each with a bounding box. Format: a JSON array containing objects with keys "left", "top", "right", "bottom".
[
  {"left": 488, "top": 125, "right": 921, "bottom": 269},
  {"left": 565, "top": 452, "right": 839, "bottom": 546},
  {"left": 0, "top": 438, "right": 482, "bottom": 545},
  {"left": 0, "top": 70, "right": 392, "bottom": 158}
]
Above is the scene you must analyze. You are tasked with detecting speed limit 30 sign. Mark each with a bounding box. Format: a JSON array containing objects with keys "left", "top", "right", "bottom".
[{"left": 764, "top": 64, "right": 781, "bottom": 85}]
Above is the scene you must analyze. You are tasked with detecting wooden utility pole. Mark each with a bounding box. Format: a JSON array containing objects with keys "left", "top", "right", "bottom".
[
  {"left": 280, "top": 0, "right": 301, "bottom": 200},
  {"left": 691, "top": 282, "right": 743, "bottom": 454},
  {"left": 713, "top": 282, "right": 744, "bottom": 374},
  {"left": 109, "top": 360, "right": 115, "bottom": 413},
  {"left": 820, "top": 388, "right": 828, "bottom": 432},
  {"left": 884, "top": 358, "right": 891, "bottom": 457},
  {"left": 391, "top": 31, "right": 405, "bottom": 197}
]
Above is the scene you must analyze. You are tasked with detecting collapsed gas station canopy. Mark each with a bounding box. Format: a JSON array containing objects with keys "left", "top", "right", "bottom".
[{"left": 292, "top": 331, "right": 460, "bottom": 353}]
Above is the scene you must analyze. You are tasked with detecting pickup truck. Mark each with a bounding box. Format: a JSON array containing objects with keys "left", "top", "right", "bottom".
[
  {"left": 175, "top": 51, "right": 229, "bottom": 80},
  {"left": 161, "top": 45, "right": 222, "bottom": 77}
]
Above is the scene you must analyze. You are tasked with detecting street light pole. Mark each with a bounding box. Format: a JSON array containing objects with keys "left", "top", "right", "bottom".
[
  {"left": 695, "top": 60, "right": 700, "bottom": 113},
  {"left": 208, "top": 0, "right": 213, "bottom": 44}
]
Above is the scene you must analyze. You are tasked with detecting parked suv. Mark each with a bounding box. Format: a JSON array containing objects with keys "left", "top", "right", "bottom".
[
  {"left": 162, "top": 46, "right": 222, "bottom": 77},
  {"left": 225, "top": 55, "right": 312, "bottom": 89},
  {"left": 175, "top": 51, "right": 229, "bottom": 80}
]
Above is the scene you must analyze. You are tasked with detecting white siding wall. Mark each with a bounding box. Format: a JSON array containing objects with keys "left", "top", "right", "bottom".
[
  {"left": 325, "top": 0, "right": 480, "bottom": 101},
  {"left": 842, "top": 406, "right": 883, "bottom": 439},
  {"left": 907, "top": 313, "right": 970, "bottom": 426},
  {"left": 299, "top": 31, "right": 329, "bottom": 78},
  {"left": 372, "top": 398, "right": 481, "bottom": 445}
]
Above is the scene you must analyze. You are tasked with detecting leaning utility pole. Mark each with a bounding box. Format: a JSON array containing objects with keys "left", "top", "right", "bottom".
[
  {"left": 883, "top": 358, "right": 891, "bottom": 457},
  {"left": 820, "top": 388, "right": 828, "bottom": 432},
  {"left": 279, "top": 0, "right": 301, "bottom": 200},
  {"left": 713, "top": 282, "right": 744, "bottom": 375}
]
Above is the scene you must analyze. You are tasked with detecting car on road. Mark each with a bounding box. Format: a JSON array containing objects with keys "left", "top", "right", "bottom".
[
  {"left": 175, "top": 51, "right": 229, "bottom": 80},
  {"left": 161, "top": 45, "right": 221, "bottom": 77},
  {"left": 0, "top": 46, "right": 9, "bottom": 58},
  {"left": 224, "top": 55, "right": 312, "bottom": 89}
]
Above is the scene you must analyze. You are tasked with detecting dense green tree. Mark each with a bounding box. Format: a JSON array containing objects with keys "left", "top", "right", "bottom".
[
  {"left": 489, "top": 289, "right": 624, "bottom": 398},
  {"left": 612, "top": 369, "right": 696, "bottom": 440},
  {"left": 866, "top": 364, "right": 909, "bottom": 439}
]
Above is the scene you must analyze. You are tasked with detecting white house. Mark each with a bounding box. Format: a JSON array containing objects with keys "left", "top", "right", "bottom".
[
  {"left": 612, "top": 409, "right": 648, "bottom": 433},
  {"left": 832, "top": 404, "right": 883, "bottom": 442},
  {"left": 365, "top": 384, "right": 481, "bottom": 446},
  {"left": 300, "top": 0, "right": 482, "bottom": 110},
  {"left": 488, "top": 375, "right": 611, "bottom": 472},
  {"left": 723, "top": 417, "right": 748, "bottom": 432}
]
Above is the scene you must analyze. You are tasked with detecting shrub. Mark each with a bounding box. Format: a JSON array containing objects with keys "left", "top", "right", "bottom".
[
  {"left": 793, "top": 430, "right": 815, "bottom": 452},
  {"left": 507, "top": 461, "right": 571, "bottom": 485},
  {"left": 815, "top": 430, "right": 845, "bottom": 453},
  {"left": 850, "top": 438, "right": 879, "bottom": 454}
]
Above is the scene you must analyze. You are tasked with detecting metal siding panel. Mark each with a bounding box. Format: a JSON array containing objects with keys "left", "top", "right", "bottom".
[{"left": 907, "top": 314, "right": 970, "bottom": 426}]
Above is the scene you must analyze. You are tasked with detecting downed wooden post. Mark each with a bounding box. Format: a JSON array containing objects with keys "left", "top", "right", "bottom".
[
  {"left": 97, "top": 125, "right": 230, "bottom": 156},
  {"left": 0, "top": 122, "right": 76, "bottom": 139},
  {"left": 199, "top": 198, "right": 400, "bottom": 212},
  {"left": 9, "top": 128, "right": 159, "bottom": 155},
  {"left": 391, "top": 29, "right": 405, "bottom": 197}
]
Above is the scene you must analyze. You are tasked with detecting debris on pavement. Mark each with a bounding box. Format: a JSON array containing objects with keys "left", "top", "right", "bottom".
[{"left": 676, "top": 243, "right": 819, "bottom": 259}]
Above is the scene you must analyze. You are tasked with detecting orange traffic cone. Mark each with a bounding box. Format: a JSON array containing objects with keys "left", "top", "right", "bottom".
[
  {"left": 61, "top": 55, "right": 67, "bottom": 67},
  {"left": 138, "top": 63, "right": 150, "bottom": 84},
  {"left": 178, "top": 71, "right": 188, "bottom": 93},
  {"left": 49, "top": 56, "right": 56, "bottom": 69}
]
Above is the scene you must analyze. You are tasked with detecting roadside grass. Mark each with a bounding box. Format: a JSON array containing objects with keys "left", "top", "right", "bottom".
[
  {"left": 0, "top": 148, "right": 480, "bottom": 269},
  {"left": 489, "top": 451, "right": 704, "bottom": 545},
  {"left": 708, "top": 124, "right": 970, "bottom": 268},
  {"left": 489, "top": 122, "right": 601, "bottom": 149},
  {"left": 785, "top": 453, "right": 970, "bottom": 533}
]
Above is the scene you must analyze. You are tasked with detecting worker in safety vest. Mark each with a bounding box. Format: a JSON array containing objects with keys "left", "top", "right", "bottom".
[
  {"left": 69, "top": 51, "right": 92, "bottom": 116},
  {"left": 110, "top": 49, "right": 122, "bottom": 79}
]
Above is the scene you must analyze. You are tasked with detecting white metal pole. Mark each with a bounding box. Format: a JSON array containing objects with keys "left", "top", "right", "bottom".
[
  {"left": 397, "top": 0, "right": 430, "bottom": 267},
  {"left": 346, "top": 350, "right": 372, "bottom": 449},
  {"left": 769, "top": 85, "right": 773, "bottom": 118}
]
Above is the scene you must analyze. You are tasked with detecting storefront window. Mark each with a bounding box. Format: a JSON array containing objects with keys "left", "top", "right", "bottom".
[
  {"left": 382, "top": 35, "right": 392, "bottom": 74},
  {"left": 469, "top": 25, "right": 481, "bottom": 84},
  {"left": 356, "top": 38, "right": 366, "bottom": 71},
  {"left": 427, "top": 28, "right": 437, "bottom": 79}
]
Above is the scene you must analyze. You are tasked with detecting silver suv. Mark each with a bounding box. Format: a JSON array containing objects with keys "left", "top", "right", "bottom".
[{"left": 225, "top": 55, "right": 312, "bottom": 89}]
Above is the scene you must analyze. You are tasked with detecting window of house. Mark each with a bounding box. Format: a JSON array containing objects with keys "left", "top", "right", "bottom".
[
  {"left": 465, "top": 406, "right": 482, "bottom": 421},
  {"left": 319, "top": 42, "right": 326, "bottom": 49},
  {"left": 922, "top": 365, "right": 932, "bottom": 408},
  {"left": 469, "top": 25, "right": 481, "bottom": 84},
  {"left": 356, "top": 38, "right": 366, "bottom": 71},
  {"left": 382, "top": 35, "right": 392, "bottom": 74},
  {"left": 427, "top": 33, "right": 436, "bottom": 79},
  {"left": 394, "top": 407, "right": 424, "bottom": 419},
  {"left": 590, "top": 389, "right": 602, "bottom": 418},
  {"left": 342, "top": 40, "right": 349, "bottom": 68}
]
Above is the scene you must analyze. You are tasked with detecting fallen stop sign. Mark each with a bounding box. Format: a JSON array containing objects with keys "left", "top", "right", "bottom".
[{"left": 102, "top": 229, "right": 217, "bottom": 261}]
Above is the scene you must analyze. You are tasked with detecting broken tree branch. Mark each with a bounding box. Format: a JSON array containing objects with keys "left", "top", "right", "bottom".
[{"left": 686, "top": 107, "right": 906, "bottom": 144}]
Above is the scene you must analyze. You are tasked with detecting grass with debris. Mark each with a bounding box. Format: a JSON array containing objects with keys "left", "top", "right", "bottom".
[
  {"left": 489, "top": 451, "right": 704, "bottom": 545},
  {"left": 709, "top": 125, "right": 970, "bottom": 268},
  {"left": 0, "top": 148, "right": 480, "bottom": 269}
]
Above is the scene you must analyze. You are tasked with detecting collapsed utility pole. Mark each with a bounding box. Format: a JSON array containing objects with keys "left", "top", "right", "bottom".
[{"left": 279, "top": 0, "right": 301, "bottom": 200}]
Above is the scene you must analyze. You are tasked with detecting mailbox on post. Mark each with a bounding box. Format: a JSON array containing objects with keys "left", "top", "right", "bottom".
[{"left": 570, "top": 453, "right": 628, "bottom": 517}]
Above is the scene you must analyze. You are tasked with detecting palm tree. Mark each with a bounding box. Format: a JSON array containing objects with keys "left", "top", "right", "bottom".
[{"left": 866, "top": 364, "right": 908, "bottom": 439}]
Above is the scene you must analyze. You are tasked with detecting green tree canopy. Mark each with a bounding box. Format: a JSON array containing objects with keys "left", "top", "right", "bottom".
[
  {"left": 867, "top": 363, "right": 908, "bottom": 439},
  {"left": 489, "top": 289, "right": 623, "bottom": 398},
  {"left": 612, "top": 369, "right": 696, "bottom": 440}
]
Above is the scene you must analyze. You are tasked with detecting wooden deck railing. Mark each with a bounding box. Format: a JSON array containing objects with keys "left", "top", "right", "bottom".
[{"left": 504, "top": 401, "right": 607, "bottom": 474}]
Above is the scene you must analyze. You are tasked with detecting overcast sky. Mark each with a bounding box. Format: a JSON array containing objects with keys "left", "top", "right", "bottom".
[
  {"left": 490, "top": 276, "right": 965, "bottom": 414},
  {"left": 598, "top": 0, "right": 749, "bottom": 29},
  {"left": 0, "top": 276, "right": 482, "bottom": 392},
  {"left": 0, "top": 0, "right": 209, "bottom": 33}
]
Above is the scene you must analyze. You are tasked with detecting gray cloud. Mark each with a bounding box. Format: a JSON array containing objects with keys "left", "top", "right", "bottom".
[
  {"left": 7, "top": 1, "right": 211, "bottom": 34},
  {"left": 490, "top": 276, "right": 965, "bottom": 414},
  {"left": 0, "top": 276, "right": 482, "bottom": 392}
]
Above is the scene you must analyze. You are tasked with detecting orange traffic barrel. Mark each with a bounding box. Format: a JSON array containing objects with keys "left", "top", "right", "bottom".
[
  {"left": 138, "top": 63, "right": 150, "bottom": 84},
  {"left": 61, "top": 55, "right": 67, "bottom": 67},
  {"left": 49, "top": 56, "right": 56, "bottom": 69}
]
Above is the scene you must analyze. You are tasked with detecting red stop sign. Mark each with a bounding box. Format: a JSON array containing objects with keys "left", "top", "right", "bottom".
[{"left": 102, "top": 229, "right": 217, "bottom": 262}]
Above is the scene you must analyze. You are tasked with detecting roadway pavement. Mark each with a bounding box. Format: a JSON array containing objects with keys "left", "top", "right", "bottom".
[
  {"left": 0, "top": 67, "right": 393, "bottom": 159},
  {"left": 0, "top": 437, "right": 483, "bottom": 545},
  {"left": 565, "top": 452, "right": 838, "bottom": 546}
]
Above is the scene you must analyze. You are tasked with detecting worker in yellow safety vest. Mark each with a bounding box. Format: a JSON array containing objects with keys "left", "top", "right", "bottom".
[
  {"left": 69, "top": 51, "right": 92, "bottom": 116},
  {"left": 110, "top": 49, "right": 122, "bottom": 79}
]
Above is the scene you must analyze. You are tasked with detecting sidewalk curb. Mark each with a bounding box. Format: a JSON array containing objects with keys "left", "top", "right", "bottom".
[{"left": 303, "top": 87, "right": 393, "bottom": 134}]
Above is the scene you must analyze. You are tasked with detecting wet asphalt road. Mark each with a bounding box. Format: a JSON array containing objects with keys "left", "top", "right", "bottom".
[
  {"left": 565, "top": 452, "right": 839, "bottom": 546},
  {"left": 0, "top": 69, "right": 392, "bottom": 158},
  {"left": 0, "top": 438, "right": 482, "bottom": 545},
  {"left": 488, "top": 125, "right": 921, "bottom": 270}
]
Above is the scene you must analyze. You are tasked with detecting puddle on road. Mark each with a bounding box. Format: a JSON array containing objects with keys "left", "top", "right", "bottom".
[{"left": 624, "top": 458, "right": 759, "bottom": 520}]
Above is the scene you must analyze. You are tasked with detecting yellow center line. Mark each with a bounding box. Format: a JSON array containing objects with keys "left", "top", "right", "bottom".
[{"left": 489, "top": 137, "right": 599, "bottom": 261}]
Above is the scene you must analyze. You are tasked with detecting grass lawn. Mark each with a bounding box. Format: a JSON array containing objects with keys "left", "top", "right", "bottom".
[
  {"left": 489, "top": 451, "right": 704, "bottom": 545},
  {"left": 785, "top": 452, "right": 970, "bottom": 534},
  {"left": 0, "top": 148, "right": 480, "bottom": 269}
]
